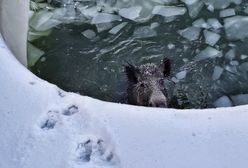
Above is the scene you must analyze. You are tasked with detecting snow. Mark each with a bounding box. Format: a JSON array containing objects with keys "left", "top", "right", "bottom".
[
  {"left": 178, "top": 26, "right": 201, "bottom": 41},
  {"left": 176, "top": 70, "right": 187, "bottom": 80},
  {"left": 219, "top": 8, "right": 235, "bottom": 18},
  {"left": 213, "top": 96, "right": 233, "bottom": 107},
  {"left": 118, "top": 6, "right": 142, "bottom": 20},
  {"left": 152, "top": 6, "right": 187, "bottom": 17},
  {"left": 203, "top": 30, "right": 221, "bottom": 46},
  {"left": 224, "top": 16, "right": 248, "bottom": 41},
  {"left": 2, "top": 8, "right": 248, "bottom": 166},
  {"left": 195, "top": 47, "right": 222, "bottom": 61},
  {"left": 212, "top": 66, "right": 224, "bottom": 80}
]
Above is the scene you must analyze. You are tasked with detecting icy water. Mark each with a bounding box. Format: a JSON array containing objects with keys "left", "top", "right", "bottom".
[{"left": 31, "top": 1, "right": 248, "bottom": 108}]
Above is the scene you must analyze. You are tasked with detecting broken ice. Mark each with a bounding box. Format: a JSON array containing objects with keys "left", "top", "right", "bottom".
[
  {"left": 225, "top": 48, "right": 236, "bottom": 60},
  {"left": 203, "top": 30, "right": 221, "bottom": 46},
  {"left": 109, "top": 22, "right": 128, "bottom": 34},
  {"left": 195, "top": 47, "right": 222, "bottom": 61},
  {"left": 178, "top": 26, "right": 201, "bottom": 41},
  {"left": 192, "top": 18, "right": 209, "bottom": 28},
  {"left": 212, "top": 66, "right": 223, "bottom": 80},
  {"left": 219, "top": 8, "right": 235, "bottom": 18},
  {"left": 118, "top": 6, "right": 142, "bottom": 20},
  {"left": 176, "top": 70, "right": 187, "bottom": 80},
  {"left": 152, "top": 6, "right": 187, "bottom": 17},
  {"left": 82, "top": 29, "right": 96, "bottom": 39},
  {"left": 224, "top": 16, "right": 248, "bottom": 41},
  {"left": 91, "top": 13, "right": 122, "bottom": 24},
  {"left": 230, "top": 94, "right": 248, "bottom": 106},
  {"left": 133, "top": 26, "right": 157, "bottom": 38},
  {"left": 207, "top": 18, "right": 222, "bottom": 30},
  {"left": 213, "top": 96, "right": 233, "bottom": 108}
]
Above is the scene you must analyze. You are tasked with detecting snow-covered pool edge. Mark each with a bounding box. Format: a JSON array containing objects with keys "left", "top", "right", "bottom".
[{"left": 1, "top": 34, "right": 248, "bottom": 168}]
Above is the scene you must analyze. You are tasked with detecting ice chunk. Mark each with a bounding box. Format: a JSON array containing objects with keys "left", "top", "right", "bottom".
[
  {"left": 240, "top": 54, "right": 248, "bottom": 60},
  {"left": 27, "top": 43, "right": 45, "bottom": 67},
  {"left": 118, "top": 6, "right": 142, "bottom": 20},
  {"left": 109, "top": 22, "right": 128, "bottom": 34},
  {"left": 30, "top": 10, "right": 61, "bottom": 31},
  {"left": 91, "top": 13, "right": 122, "bottom": 24},
  {"left": 202, "top": 0, "right": 242, "bottom": 10},
  {"left": 224, "top": 16, "right": 248, "bottom": 41},
  {"left": 212, "top": 66, "right": 223, "bottom": 80},
  {"left": 213, "top": 96, "right": 233, "bottom": 108},
  {"left": 203, "top": 30, "right": 221, "bottom": 46},
  {"left": 225, "top": 48, "right": 236, "bottom": 60},
  {"left": 133, "top": 26, "right": 157, "bottom": 38},
  {"left": 207, "top": 18, "right": 222, "bottom": 30},
  {"left": 182, "top": 0, "right": 204, "bottom": 18},
  {"left": 239, "top": 62, "right": 248, "bottom": 72},
  {"left": 150, "top": 22, "right": 160, "bottom": 29},
  {"left": 195, "top": 47, "right": 222, "bottom": 61},
  {"left": 225, "top": 65, "right": 238, "bottom": 74},
  {"left": 96, "top": 23, "right": 113, "bottom": 33},
  {"left": 167, "top": 43, "right": 175, "bottom": 50},
  {"left": 82, "top": 29, "right": 96, "bottom": 39},
  {"left": 176, "top": 70, "right": 187, "bottom": 80},
  {"left": 230, "top": 60, "right": 239, "bottom": 66},
  {"left": 192, "top": 18, "right": 209, "bottom": 28},
  {"left": 178, "top": 26, "right": 201, "bottom": 41},
  {"left": 220, "top": 8, "right": 235, "bottom": 17},
  {"left": 152, "top": 6, "right": 187, "bottom": 17},
  {"left": 230, "top": 94, "right": 248, "bottom": 106}
]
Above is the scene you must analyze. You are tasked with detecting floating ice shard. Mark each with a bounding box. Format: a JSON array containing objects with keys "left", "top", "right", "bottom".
[
  {"left": 96, "top": 23, "right": 113, "bottom": 32},
  {"left": 150, "top": 22, "right": 160, "bottom": 29},
  {"left": 152, "top": 6, "right": 187, "bottom": 17},
  {"left": 118, "top": 6, "right": 142, "bottom": 20},
  {"left": 213, "top": 96, "right": 233, "bottom": 108},
  {"left": 202, "top": 0, "right": 242, "bottom": 10},
  {"left": 240, "top": 54, "right": 248, "bottom": 60},
  {"left": 176, "top": 70, "right": 187, "bottom": 80},
  {"left": 27, "top": 43, "right": 45, "bottom": 67},
  {"left": 91, "top": 13, "right": 122, "bottom": 24},
  {"left": 178, "top": 26, "right": 201, "bottom": 41},
  {"left": 231, "top": 94, "right": 248, "bottom": 106},
  {"left": 207, "top": 18, "right": 222, "bottom": 30},
  {"left": 203, "top": 30, "right": 221, "bottom": 46},
  {"left": 225, "top": 65, "right": 238, "bottom": 74},
  {"left": 167, "top": 43, "right": 175, "bottom": 49},
  {"left": 224, "top": 16, "right": 248, "bottom": 41},
  {"left": 30, "top": 10, "right": 61, "bottom": 31},
  {"left": 195, "top": 47, "right": 222, "bottom": 61},
  {"left": 192, "top": 18, "right": 209, "bottom": 28},
  {"left": 181, "top": 0, "right": 204, "bottom": 18},
  {"left": 133, "top": 26, "right": 157, "bottom": 38},
  {"left": 220, "top": 8, "right": 235, "bottom": 17},
  {"left": 212, "top": 66, "right": 223, "bottom": 80},
  {"left": 230, "top": 60, "right": 239, "bottom": 66},
  {"left": 239, "top": 62, "right": 248, "bottom": 72},
  {"left": 109, "top": 22, "right": 128, "bottom": 34},
  {"left": 82, "top": 29, "right": 96, "bottom": 39},
  {"left": 225, "top": 48, "right": 236, "bottom": 60}
]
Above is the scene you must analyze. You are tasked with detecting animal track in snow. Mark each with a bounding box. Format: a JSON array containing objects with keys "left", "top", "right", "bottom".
[
  {"left": 40, "top": 110, "right": 60, "bottom": 130},
  {"left": 63, "top": 105, "right": 79, "bottom": 116},
  {"left": 75, "top": 136, "right": 116, "bottom": 165}
]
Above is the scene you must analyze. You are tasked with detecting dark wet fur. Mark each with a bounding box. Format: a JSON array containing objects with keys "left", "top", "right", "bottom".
[{"left": 125, "top": 58, "right": 172, "bottom": 108}]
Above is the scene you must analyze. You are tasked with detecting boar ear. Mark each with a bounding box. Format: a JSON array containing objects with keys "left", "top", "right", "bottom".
[
  {"left": 125, "top": 63, "right": 139, "bottom": 83},
  {"left": 159, "top": 57, "right": 171, "bottom": 77}
]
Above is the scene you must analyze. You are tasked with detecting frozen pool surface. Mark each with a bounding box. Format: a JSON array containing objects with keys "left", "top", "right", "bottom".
[{"left": 30, "top": 0, "right": 248, "bottom": 108}]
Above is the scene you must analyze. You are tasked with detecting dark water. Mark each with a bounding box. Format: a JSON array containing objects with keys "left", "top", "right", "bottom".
[{"left": 31, "top": 4, "right": 248, "bottom": 108}]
